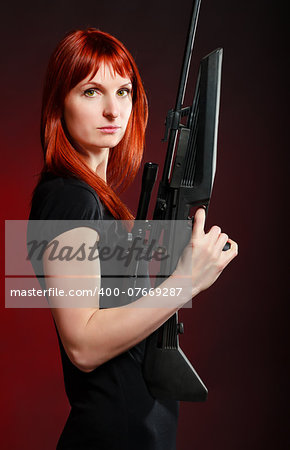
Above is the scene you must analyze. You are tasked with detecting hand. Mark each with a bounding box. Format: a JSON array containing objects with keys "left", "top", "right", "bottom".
[{"left": 173, "top": 208, "right": 238, "bottom": 296}]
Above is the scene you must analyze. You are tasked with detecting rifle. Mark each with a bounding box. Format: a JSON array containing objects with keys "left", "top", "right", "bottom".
[{"left": 122, "top": 0, "right": 226, "bottom": 401}]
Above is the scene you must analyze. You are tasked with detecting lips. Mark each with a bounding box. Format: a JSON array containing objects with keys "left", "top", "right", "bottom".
[{"left": 97, "top": 126, "right": 121, "bottom": 134}]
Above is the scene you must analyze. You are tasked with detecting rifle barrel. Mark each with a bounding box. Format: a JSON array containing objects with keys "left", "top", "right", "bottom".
[
  {"left": 162, "top": 0, "right": 202, "bottom": 184},
  {"left": 175, "top": 0, "right": 201, "bottom": 110}
]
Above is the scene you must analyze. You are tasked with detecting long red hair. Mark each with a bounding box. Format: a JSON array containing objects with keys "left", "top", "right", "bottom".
[{"left": 38, "top": 28, "right": 148, "bottom": 220}]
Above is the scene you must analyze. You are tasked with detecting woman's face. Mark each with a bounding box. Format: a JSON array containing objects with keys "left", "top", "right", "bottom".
[{"left": 63, "top": 62, "right": 133, "bottom": 154}]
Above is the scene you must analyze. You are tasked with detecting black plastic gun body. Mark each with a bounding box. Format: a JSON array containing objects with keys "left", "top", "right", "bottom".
[{"left": 122, "top": 0, "right": 224, "bottom": 401}]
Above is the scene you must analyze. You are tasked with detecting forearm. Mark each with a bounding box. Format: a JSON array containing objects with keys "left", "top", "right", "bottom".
[{"left": 72, "top": 273, "right": 195, "bottom": 371}]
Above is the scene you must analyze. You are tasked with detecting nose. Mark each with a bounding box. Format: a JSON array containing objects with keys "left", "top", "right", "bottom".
[{"left": 103, "top": 95, "right": 119, "bottom": 119}]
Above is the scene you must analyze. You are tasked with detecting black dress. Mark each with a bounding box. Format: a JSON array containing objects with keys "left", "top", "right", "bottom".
[{"left": 28, "top": 172, "right": 178, "bottom": 450}]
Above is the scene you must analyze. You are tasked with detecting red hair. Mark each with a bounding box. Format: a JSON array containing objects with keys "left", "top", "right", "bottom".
[{"left": 39, "top": 28, "right": 148, "bottom": 220}]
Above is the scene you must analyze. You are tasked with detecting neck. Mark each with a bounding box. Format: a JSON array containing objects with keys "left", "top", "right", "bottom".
[{"left": 82, "top": 147, "right": 110, "bottom": 182}]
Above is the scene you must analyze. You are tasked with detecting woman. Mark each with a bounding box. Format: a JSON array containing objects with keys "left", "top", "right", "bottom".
[{"left": 28, "top": 28, "right": 237, "bottom": 449}]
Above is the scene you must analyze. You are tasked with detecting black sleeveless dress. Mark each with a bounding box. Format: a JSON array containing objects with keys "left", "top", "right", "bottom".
[{"left": 28, "top": 173, "right": 178, "bottom": 450}]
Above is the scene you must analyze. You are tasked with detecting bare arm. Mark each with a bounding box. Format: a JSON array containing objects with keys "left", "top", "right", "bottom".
[{"left": 43, "top": 208, "right": 238, "bottom": 372}]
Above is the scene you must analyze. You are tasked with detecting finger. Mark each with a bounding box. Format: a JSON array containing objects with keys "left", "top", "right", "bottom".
[
  {"left": 191, "top": 208, "right": 206, "bottom": 240},
  {"left": 219, "top": 238, "right": 238, "bottom": 267},
  {"left": 207, "top": 225, "right": 222, "bottom": 245},
  {"left": 215, "top": 232, "right": 229, "bottom": 253},
  {"left": 227, "top": 239, "right": 238, "bottom": 255}
]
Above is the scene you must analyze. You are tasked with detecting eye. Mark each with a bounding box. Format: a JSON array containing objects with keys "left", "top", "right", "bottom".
[
  {"left": 84, "top": 88, "right": 98, "bottom": 98},
  {"left": 117, "top": 88, "right": 131, "bottom": 97}
]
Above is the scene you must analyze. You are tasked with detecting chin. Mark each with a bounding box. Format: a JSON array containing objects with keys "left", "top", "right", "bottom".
[{"left": 96, "top": 136, "right": 124, "bottom": 148}]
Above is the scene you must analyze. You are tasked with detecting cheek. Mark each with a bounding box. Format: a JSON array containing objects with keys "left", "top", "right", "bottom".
[
  {"left": 124, "top": 102, "right": 133, "bottom": 124},
  {"left": 64, "top": 103, "right": 95, "bottom": 138}
]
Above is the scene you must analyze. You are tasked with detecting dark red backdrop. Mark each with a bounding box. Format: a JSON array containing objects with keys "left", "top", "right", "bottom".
[{"left": 0, "top": 1, "right": 288, "bottom": 449}]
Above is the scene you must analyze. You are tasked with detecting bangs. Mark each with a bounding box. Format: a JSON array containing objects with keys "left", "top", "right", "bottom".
[
  {"left": 91, "top": 50, "right": 134, "bottom": 81},
  {"left": 69, "top": 33, "right": 135, "bottom": 94}
]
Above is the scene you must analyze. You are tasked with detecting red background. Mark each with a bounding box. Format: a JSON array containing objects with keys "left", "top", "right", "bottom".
[{"left": 0, "top": 0, "right": 288, "bottom": 449}]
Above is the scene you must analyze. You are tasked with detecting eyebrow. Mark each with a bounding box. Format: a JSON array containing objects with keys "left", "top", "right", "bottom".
[{"left": 81, "top": 81, "right": 132, "bottom": 89}]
